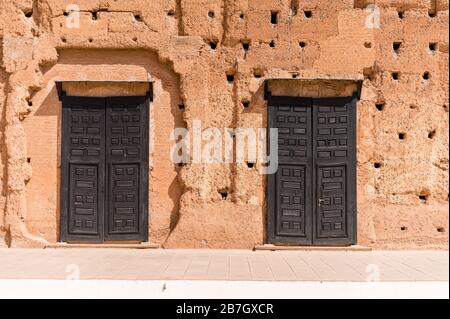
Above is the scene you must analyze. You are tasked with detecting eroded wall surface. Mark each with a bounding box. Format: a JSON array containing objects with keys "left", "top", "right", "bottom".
[{"left": 0, "top": 0, "right": 448, "bottom": 248}]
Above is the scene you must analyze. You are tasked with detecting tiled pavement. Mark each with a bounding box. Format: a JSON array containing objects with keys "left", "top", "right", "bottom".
[{"left": 0, "top": 249, "right": 448, "bottom": 282}]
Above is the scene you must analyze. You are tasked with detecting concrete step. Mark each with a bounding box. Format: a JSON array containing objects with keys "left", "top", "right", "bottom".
[
  {"left": 254, "top": 244, "right": 372, "bottom": 251},
  {"left": 45, "top": 243, "right": 160, "bottom": 249}
]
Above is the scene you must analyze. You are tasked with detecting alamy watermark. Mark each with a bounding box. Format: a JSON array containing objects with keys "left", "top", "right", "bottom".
[
  {"left": 365, "top": 264, "right": 381, "bottom": 282},
  {"left": 170, "top": 120, "right": 279, "bottom": 175},
  {"left": 365, "top": 4, "right": 381, "bottom": 29},
  {"left": 66, "top": 264, "right": 80, "bottom": 280},
  {"left": 65, "top": 4, "right": 81, "bottom": 29}
]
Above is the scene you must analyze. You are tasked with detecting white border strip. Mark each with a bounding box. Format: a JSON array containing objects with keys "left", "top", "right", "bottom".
[{"left": 0, "top": 280, "right": 448, "bottom": 299}]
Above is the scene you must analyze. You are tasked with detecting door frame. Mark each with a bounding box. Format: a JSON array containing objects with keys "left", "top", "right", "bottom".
[
  {"left": 266, "top": 93, "right": 358, "bottom": 246},
  {"left": 59, "top": 94, "right": 151, "bottom": 243}
]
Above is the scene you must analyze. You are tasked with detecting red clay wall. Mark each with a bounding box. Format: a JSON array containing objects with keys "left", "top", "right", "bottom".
[{"left": 0, "top": 0, "right": 448, "bottom": 249}]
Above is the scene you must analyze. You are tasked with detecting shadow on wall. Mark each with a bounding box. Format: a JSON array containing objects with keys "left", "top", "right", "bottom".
[
  {"left": 30, "top": 49, "right": 185, "bottom": 243},
  {"left": 33, "top": 86, "right": 62, "bottom": 240},
  {"left": 238, "top": 83, "right": 268, "bottom": 242},
  {"left": 1, "top": 70, "right": 9, "bottom": 244}
]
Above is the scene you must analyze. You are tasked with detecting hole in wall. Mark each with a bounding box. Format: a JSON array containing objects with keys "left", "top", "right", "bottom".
[
  {"left": 375, "top": 102, "right": 385, "bottom": 111},
  {"left": 209, "top": 39, "right": 218, "bottom": 50},
  {"left": 363, "top": 67, "right": 375, "bottom": 81},
  {"left": 253, "top": 69, "right": 263, "bottom": 78},
  {"left": 269, "top": 40, "right": 275, "bottom": 48},
  {"left": 299, "top": 41, "right": 307, "bottom": 48},
  {"left": 242, "top": 100, "right": 250, "bottom": 109},
  {"left": 23, "top": 9, "right": 33, "bottom": 18},
  {"left": 419, "top": 194, "right": 429, "bottom": 203},
  {"left": 271, "top": 11, "right": 279, "bottom": 24},
  {"left": 208, "top": 11, "right": 215, "bottom": 18},
  {"left": 88, "top": 38, "right": 93, "bottom": 43},
  {"left": 63, "top": 11, "right": 69, "bottom": 17},
  {"left": 178, "top": 104, "right": 185, "bottom": 111},
  {"left": 292, "top": 73, "right": 298, "bottom": 79},
  {"left": 364, "top": 42, "right": 372, "bottom": 48},
  {"left": 428, "top": 10, "right": 437, "bottom": 18},
  {"left": 429, "top": 42, "right": 438, "bottom": 52},
  {"left": 422, "top": 72, "right": 430, "bottom": 80},
  {"left": 398, "top": 10, "right": 405, "bottom": 19},
  {"left": 27, "top": 157, "right": 31, "bottom": 163},
  {"left": 61, "top": 37, "right": 67, "bottom": 43},
  {"left": 247, "top": 162, "right": 255, "bottom": 169},
  {"left": 353, "top": 0, "right": 367, "bottom": 9},
  {"left": 391, "top": 72, "right": 400, "bottom": 80},
  {"left": 27, "top": 99, "right": 33, "bottom": 107},
  {"left": 418, "top": 188, "right": 431, "bottom": 202},
  {"left": 428, "top": 130, "right": 436, "bottom": 139},
  {"left": 132, "top": 37, "right": 137, "bottom": 42},
  {"left": 218, "top": 189, "right": 229, "bottom": 200},
  {"left": 226, "top": 73, "right": 235, "bottom": 83},
  {"left": 240, "top": 13, "right": 245, "bottom": 19},
  {"left": 398, "top": 132, "right": 406, "bottom": 140},
  {"left": 304, "top": 10, "right": 312, "bottom": 18},
  {"left": 167, "top": 10, "right": 175, "bottom": 16},
  {"left": 92, "top": 11, "right": 98, "bottom": 20},
  {"left": 242, "top": 40, "right": 250, "bottom": 51},
  {"left": 374, "top": 162, "right": 382, "bottom": 169},
  {"left": 409, "top": 104, "right": 418, "bottom": 109},
  {"left": 437, "top": 227, "right": 445, "bottom": 233},
  {"left": 400, "top": 226, "right": 407, "bottom": 231},
  {"left": 134, "top": 14, "right": 142, "bottom": 22},
  {"left": 393, "top": 42, "right": 402, "bottom": 54}
]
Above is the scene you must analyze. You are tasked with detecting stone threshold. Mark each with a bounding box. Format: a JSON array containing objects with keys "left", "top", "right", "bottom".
[
  {"left": 254, "top": 244, "right": 372, "bottom": 251},
  {"left": 45, "top": 243, "right": 160, "bottom": 249}
]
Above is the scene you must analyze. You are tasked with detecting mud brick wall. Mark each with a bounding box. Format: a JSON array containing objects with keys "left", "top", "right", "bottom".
[{"left": 0, "top": 0, "right": 448, "bottom": 248}]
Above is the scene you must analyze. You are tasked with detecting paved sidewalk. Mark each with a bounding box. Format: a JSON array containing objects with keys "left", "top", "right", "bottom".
[{"left": 0, "top": 249, "right": 448, "bottom": 282}]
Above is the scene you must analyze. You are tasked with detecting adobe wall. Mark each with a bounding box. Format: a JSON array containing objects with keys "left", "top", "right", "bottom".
[{"left": 0, "top": 0, "right": 448, "bottom": 249}]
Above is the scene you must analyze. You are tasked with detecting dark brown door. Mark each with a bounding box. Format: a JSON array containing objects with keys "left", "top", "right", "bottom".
[
  {"left": 267, "top": 97, "right": 313, "bottom": 245},
  {"left": 267, "top": 95, "right": 357, "bottom": 246},
  {"left": 104, "top": 97, "right": 149, "bottom": 241},
  {"left": 60, "top": 96, "right": 149, "bottom": 243}
]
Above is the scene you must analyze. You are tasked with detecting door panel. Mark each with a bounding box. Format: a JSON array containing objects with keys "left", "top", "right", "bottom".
[
  {"left": 61, "top": 97, "right": 105, "bottom": 242},
  {"left": 312, "top": 97, "right": 356, "bottom": 245},
  {"left": 275, "top": 165, "right": 308, "bottom": 238},
  {"left": 61, "top": 96, "right": 149, "bottom": 243},
  {"left": 268, "top": 96, "right": 313, "bottom": 245},
  {"left": 315, "top": 165, "right": 348, "bottom": 239},
  {"left": 105, "top": 97, "right": 149, "bottom": 241},
  {"left": 108, "top": 163, "right": 140, "bottom": 236},
  {"left": 268, "top": 95, "right": 357, "bottom": 246},
  {"left": 68, "top": 164, "right": 101, "bottom": 236}
]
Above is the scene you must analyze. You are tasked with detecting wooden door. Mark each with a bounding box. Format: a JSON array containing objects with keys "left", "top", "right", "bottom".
[
  {"left": 268, "top": 95, "right": 357, "bottom": 246},
  {"left": 60, "top": 96, "right": 149, "bottom": 243}
]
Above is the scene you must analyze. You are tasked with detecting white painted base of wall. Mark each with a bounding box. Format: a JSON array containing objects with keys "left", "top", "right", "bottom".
[{"left": 0, "top": 280, "right": 448, "bottom": 299}]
